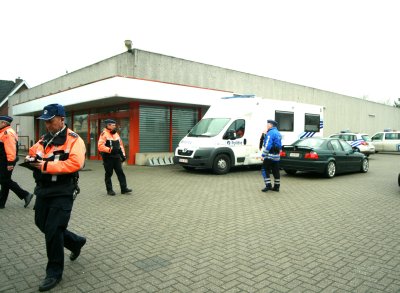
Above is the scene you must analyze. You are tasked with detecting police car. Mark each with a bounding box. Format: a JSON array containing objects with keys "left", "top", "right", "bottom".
[{"left": 329, "top": 131, "right": 375, "bottom": 156}]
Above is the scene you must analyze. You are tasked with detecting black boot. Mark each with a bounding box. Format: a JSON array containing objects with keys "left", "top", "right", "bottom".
[
  {"left": 261, "top": 184, "right": 272, "bottom": 192},
  {"left": 272, "top": 185, "right": 280, "bottom": 192},
  {"left": 121, "top": 188, "right": 132, "bottom": 194},
  {"left": 107, "top": 190, "right": 116, "bottom": 196}
]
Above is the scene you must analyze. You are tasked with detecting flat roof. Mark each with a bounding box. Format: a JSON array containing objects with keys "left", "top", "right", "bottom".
[{"left": 12, "top": 76, "right": 230, "bottom": 116}]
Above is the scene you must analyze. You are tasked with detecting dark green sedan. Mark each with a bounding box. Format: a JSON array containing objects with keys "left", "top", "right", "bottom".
[{"left": 280, "top": 137, "right": 369, "bottom": 178}]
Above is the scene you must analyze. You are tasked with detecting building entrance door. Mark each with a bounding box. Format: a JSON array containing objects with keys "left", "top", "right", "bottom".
[{"left": 88, "top": 113, "right": 130, "bottom": 160}]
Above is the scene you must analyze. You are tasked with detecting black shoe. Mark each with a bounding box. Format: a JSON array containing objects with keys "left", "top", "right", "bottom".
[
  {"left": 272, "top": 185, "right": 280, "bottom": 192},
  {"left": 261, "top": 184, "right": 272, "bottom": 192},
  {"left": 24, "top": 193, "right": 34, "bottom": 208},
  {"left": 39, "top": 277, "right": 62, "bottom": 292},
  {"left": 121, "top": 188, "right": 132, "bottom": 194},
  {"left": 0, "top": 205, "right": 4, "bottom": 209},
  {"left": 107, "top": 190, "right": 116, "bottom": 196},
  {"left": 70, "top": 237, "right": 86, "bottom": 261}
]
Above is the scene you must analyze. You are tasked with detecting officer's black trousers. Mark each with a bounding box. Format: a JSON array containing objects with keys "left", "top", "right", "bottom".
[
  {"left": 0, "top": 168, "right": 30, "bottom": 207},
  {"left": 34, "top": 192, "right": 84, "bottom": 279},
  {"left": 263, "top": 159, "right": 281, "bottom": 186},
  {"left": 103, "top": 158, "right": 127, "bottom": 192}
]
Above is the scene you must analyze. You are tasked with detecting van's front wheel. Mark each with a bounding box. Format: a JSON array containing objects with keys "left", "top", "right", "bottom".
[{"left": 213, "top": 154, "right": 231, "bottom": 175}]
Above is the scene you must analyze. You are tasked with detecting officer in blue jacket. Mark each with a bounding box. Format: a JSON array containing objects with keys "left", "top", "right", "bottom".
[{"left": 261, "top": 119, "right": 282, "bottom": 192}]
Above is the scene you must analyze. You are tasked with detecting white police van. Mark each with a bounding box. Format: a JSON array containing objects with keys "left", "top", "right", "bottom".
[{"left": 173, "top": 95, "right": 324, "bottom": 174}]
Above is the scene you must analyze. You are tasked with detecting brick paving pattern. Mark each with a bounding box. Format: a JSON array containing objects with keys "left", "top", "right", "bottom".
[{"left": 1, "top": 154, "right": 400, "bottom": 292}]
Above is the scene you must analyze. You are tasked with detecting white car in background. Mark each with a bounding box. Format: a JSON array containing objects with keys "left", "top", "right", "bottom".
[
  {"left": 329, "top": 132, "right": 375, "bottom": 156},
  {"left": 371, "top": 131, "right": 400, "bottom": 152}
]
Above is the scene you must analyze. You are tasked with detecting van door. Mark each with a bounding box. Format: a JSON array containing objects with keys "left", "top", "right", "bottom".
[
  {"left": 222, "top": 119, "right": 249, "bottom": 165},
  {"left": 382, "top": 132, "right": 400, "bottom": 151},
  {"left": 371, "top": 133, "right": 384, "bottom": 152}
]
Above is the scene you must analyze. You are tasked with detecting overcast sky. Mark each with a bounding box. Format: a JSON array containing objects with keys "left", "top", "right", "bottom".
[{"left": 1, "top": 0, "right": 399, "bottom": 104}]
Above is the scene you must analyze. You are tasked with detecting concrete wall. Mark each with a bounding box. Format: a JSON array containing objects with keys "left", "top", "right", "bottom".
[
  {"left": 130, "top": 50, "right": 400, "bottom": 136},
  {"left": 10, "top": 49, "right": 400, "bottom": 139}
]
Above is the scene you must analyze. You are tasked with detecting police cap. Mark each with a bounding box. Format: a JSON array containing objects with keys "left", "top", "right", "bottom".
[
  {"left": 104, "top": 119, "right": 116, "bottom": 124},
  {"left": 37, "top": 104, "right": 66, "bottom": 120},
  {"left": 0, "top": 115, "right": 13, "bottom": 123},
  {"left": 267, "top": 119, "right": 278, "bottom": 127}
]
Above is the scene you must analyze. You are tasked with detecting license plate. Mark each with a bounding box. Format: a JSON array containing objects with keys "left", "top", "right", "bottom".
[
  {"left": 289, "top": 153, "right": 300, "bottom": 158},
  {"left": 179, "top": 158, "right": 188, "bottom": 163}
]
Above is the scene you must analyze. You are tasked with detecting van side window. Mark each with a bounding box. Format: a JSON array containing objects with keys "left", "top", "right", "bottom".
[
  {"left": 224, "top": 119, "right": 245, "bottom": 139},
  {"left": 275, "top": 111, "right": 294, "bottom": 131},
  {"left": 305, "top": 114, "right": 320, "bottom": 132},
  {"left": 385, "top": 133, "right": 400, "bottom": 140},
  {"left": 372, "top": 133, "right": 383, "bottom": 141}
]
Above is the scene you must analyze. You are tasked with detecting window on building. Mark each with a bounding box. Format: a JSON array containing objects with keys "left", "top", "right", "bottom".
[
  {"left": 275, "top": 111, "right": 294, "bottom": 131},
  {"left": 73, "top": 114, "right": 88, "bottom": 140},
  {"left": 305, "top": 113, "right": 320, "bottom": 132}
]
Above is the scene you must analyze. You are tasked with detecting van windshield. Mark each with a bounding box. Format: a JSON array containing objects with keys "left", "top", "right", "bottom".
[{"left": 188, "top": 118, "right": 230, "bottom": 137}]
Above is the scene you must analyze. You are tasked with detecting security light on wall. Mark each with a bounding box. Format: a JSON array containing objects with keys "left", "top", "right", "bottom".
[{"left": 125, "top": 40, "right": 133, "bottom": 52}]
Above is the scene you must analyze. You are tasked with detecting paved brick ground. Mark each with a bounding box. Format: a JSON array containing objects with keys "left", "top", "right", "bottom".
[{"left": 1, "top": 153, "right": 400, "bottom": 292}]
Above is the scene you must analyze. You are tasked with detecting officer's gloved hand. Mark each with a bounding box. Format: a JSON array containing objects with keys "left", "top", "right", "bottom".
[{"left": 120, "top": 155, "right": 126, "bottom": 162}]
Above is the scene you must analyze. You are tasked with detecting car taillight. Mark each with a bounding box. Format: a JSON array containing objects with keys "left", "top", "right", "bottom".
[
  {"left": 280, "top": 150, "right": 286, "bottom": 157},
  {"left": 304, "top": 151, "right": 319, "bottom": 159}
]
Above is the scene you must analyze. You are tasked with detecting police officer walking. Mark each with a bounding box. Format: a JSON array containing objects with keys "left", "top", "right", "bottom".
[
  {"left": 26, "top": 104, "right": 87, "bottom": 291},
  {"left": 0, "top": 115, "right": 33, "bottom": 209},
  {"left": 98, "top": 119, "right": 132, "bottom": 196},
  {"left": 261, "top": 119, "right": 282, "bottom": 192}
]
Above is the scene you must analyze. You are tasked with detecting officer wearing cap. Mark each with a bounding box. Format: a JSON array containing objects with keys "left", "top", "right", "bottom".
[
  {"left": 0, "top": 115, "right": 34, "bottom": 209},
  {"left": 98, "top": 119, "right": 132, "bottom": 195},
  {"left": 260, "top": 119, "right": 282, "bottom": 192},
  {"left": 26, "top": 104, "right": 87, "bottom": 291}
]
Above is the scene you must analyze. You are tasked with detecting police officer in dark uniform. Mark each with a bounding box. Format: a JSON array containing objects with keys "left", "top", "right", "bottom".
[
  {"left": 261, "top": 119, "right": 282, "bottom": 192},
  {"left": 0, "top": 115, "right": 33, "bottom": 209},
  {"left": 98, "top": 119, "right": 132, "bottom": 195},
  {"left": 26, "top": 104, "right": 87, "bottom": 291}
]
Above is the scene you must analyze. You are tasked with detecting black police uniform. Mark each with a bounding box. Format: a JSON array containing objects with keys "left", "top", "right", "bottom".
[{"left": 30, "top": 126, "right": 86, "bottom": 284}]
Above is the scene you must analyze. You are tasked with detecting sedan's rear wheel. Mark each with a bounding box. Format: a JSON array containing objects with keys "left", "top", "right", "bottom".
[
  {"left": 325, "top": 161, "right": 336, "bottom": 178},
  {"left": 360, "top": 158, "right": 369, "bottom": 173}
]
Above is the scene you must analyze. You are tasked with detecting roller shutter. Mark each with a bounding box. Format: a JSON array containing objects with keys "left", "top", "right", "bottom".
[
  {"left": 172, "top": 107, "right": 198, "bottom": 150},
  {"left": 139, "top": 105, "right": 170, "bottom": 152}
]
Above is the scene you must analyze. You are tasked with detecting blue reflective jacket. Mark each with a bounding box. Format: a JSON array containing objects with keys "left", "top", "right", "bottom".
[{"left": 262, "top": 127, "right": 282, "bottom": 161}]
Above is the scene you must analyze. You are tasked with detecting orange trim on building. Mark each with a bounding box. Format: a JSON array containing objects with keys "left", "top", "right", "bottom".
[{"left": 129, "top": 102, "right": 140, "bottom": 165}]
